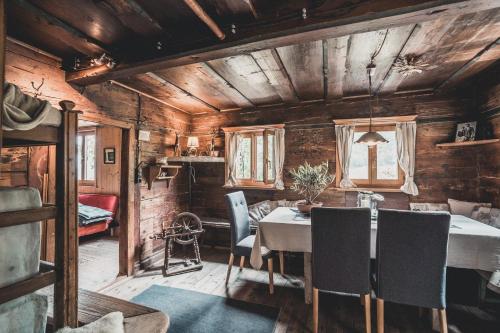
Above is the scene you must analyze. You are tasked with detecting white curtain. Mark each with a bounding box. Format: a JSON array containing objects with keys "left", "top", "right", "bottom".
[
  {"left": 273, "top": 128, "right": 285, "bottom": 190},
  {"left": 225, "top": 132, "right": 240, "bottom": 187},
  {"left": 396, "top": 122, "right": 419, "bottom": 195},
  {"left": 335, "top": 125, "right": 356, "bottom": 188}
]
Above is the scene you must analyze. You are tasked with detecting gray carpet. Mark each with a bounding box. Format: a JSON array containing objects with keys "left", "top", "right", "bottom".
[{"left": 132, "top": 285, "right": 279, "bottom": 333}]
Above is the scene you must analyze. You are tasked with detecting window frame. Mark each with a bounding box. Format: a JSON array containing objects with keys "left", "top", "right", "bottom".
[
  {"left": 223, "top": 124, "right": 283, "bottom": 190},
  {"left": 77, "top": 127, "right": 97, "bottom": 187},
  {"left": 334, "top": 115, "right": 417, "bottom": 191},
  {"left": 348, "top": 125, "right": 404, "bottom": 188}
]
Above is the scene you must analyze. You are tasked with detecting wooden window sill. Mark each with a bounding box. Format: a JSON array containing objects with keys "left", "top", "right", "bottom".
[
  {"left": 334, "top": 187, "right": 404, "bottom": 193},
  {"left": 222, "top": 185, "right": 282, "bottom": 191}
]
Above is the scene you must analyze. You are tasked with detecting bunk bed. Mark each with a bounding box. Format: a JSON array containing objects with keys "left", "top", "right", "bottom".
[{"left": 0, "top": 98, "right": 79, "bottom": 329}]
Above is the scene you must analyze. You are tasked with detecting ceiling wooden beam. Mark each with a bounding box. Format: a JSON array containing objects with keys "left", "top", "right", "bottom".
[
  {"left": 109, "top": 80, "right": 190, "bottom": 114},
  {"left": 13, "top": 0, "right": 110, "bottom": 56},
  {"left": 244, "top": 0, "right": 259, "bottom": 19},
  {"left": 322, "top": 40, "right": 329, "bottom": 100},
  {"left": 250, "top": 49, "right": 299, "bottom": 104},
  {"left": 183, "top": 0, "right": 225, "bottom": 40},
  {"left": 66, "top": 0, "right": 500, "bottom": 85},
  {"left": 145, "top": 72, "right": 221, "bottom": 112},
  {"left": 436, "top": 37, "right": 500, "bottom": 91}
]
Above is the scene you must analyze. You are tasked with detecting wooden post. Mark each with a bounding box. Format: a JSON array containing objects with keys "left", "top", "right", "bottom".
[{"left": 54, "top": 100, "right": 78, "bottom": 328}]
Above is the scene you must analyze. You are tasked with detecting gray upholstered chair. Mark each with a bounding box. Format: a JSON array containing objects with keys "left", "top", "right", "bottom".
[
  {"left": 374, "top": 209, "right": 451, "bottom": 333},
  {"left": 311, "top": 207, "right": 372, "bottom": 333},
  {"left": 224, "top": 191, "right": 276, "bottom": 294}
]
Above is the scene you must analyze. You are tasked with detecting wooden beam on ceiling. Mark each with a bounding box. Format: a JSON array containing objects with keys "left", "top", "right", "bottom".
[
  {"left": 108, "top": 80, "right": 190, "bottom": 114},
  {"left": 244, "top": 0, "right": 259, "bottom": 19},
  {"left": 13, "top": 0, "right": 110, "bottom": 56},
  {"left": 183, "top": 0, "right": 225, "bottom": 40},
  {"left": 145, "top": 72, "right": 221, "bottom": 112},
  {"left": 250, "top": 49, "right": 299, "bottom": 104},
  {"left": 66, "top": 0, "right": 500, "bottom": 85},
  {"left": 436, "top": 37, "right": 500, "bottom": 91},
  {"left": 322, "top": 40, "right": 329, "bottom": 100}
]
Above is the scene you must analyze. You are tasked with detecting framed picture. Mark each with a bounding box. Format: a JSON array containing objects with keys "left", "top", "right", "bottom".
[
  {"left": 455, "top": 121, "right": 477, "bottom": 142},
  {"left": 104, "top": 148, "right": 116, "bottom": 164}
]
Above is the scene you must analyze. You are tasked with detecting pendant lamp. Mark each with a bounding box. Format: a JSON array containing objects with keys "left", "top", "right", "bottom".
[{"left": 355, "top": 62, "right": 388, "bottom": 146}]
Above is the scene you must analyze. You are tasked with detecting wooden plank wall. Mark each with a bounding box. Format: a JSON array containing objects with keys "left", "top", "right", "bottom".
[
  {"left": 2, "top": 39, "right": 191, "bottom": 266},
  {"left": 190, "top": 93, "right": 484, "bottom": 218}
]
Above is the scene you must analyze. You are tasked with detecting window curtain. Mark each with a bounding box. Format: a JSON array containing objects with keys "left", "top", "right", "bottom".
[
  {"left": 273, "top": 128, "right": 285, "bottom": 190},
  {"left": 335, "top": 125, "right": 356, "bottom": 188},
  {"left": 225, "top": 132, "right": 240, "bottom": 187},
  {"left": 396, "top": 122, "right": 419, "bottom": 195}
]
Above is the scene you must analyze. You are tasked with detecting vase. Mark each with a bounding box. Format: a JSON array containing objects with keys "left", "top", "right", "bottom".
[{"left": 296, "top": 201, "right": 323, "bottom": 214}]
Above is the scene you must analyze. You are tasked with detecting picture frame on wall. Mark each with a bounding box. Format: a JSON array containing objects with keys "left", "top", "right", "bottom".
[
  {"left": 455, "top": 121, "right": 477, "bottom": 142},
  {"left": 104, "top": 148, "right": 116, "bottom": 164}
]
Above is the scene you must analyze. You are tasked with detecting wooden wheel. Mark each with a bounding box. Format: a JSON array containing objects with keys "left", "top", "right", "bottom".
[{"left": 171, "top": 212, "right": 202, "bottom": 245}]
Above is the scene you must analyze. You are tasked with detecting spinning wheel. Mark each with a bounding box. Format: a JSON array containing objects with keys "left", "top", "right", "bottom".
[
  {"left": 171, "top": 212, "right": 202, "bottom": 245},
  {"left": 150, "top": 212, "right": 204, "bottom": 277}
]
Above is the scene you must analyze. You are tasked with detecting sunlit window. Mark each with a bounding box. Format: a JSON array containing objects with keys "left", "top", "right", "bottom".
[
  {"left": 77, "top": 129, "right": 96, "bottom": 186},
  {"left": 349, "top": 127, "right": 403, "bottom": 187}
]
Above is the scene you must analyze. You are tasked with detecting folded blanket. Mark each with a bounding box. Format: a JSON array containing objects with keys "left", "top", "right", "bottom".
[
  {"left": 79, "top": 216, "right": 112, "bottom": 227},
  {"left": 78, "top": 203, "right": 112, "bottom": 220}
]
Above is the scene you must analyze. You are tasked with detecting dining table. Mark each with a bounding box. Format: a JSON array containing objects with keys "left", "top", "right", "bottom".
[{"left": 250, "top": 207, "right": 500, "bottom": 304}]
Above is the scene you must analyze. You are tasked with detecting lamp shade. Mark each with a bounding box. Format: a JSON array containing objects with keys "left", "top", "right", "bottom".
[
  {"left": 355, "top": 131, "right": 388, "bottom": 146},
  {"left": 187, "top": 136, "right": 199, "bottom": 148}
]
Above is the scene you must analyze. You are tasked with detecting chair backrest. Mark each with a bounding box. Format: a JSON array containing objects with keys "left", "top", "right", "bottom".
[
  {"left": 311, "top": 207, "right": 372, "bottom": 294},
  {"left": 224, "top": 191, "right": 251, "bottom": 253},
  {"left": 376, "top": 209, "right": 451, "bottom": 309}
]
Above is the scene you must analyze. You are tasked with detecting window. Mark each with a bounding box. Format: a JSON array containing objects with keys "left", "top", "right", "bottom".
[
  {"left": 224, "top": 125, "right": 283, "bottom": 189},
  {"left": 348, "top": 125, "right": 403, "bottom": 188},
  {"left": 77, "top": 129, "right": 96, "bottom": 186}
]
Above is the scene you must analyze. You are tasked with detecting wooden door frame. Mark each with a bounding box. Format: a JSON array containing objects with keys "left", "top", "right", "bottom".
[{"left": 79, "top": 114, "right": 137, "bottom": 276}]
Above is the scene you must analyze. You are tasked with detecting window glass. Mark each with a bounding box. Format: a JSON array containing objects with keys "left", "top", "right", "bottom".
[
  {"left": 376, "top": 131, "right": 398, "bottom": 179},
  {"left": 350, "top": 132, "right": 369, "bottom": 179},
  {"left": 77, "top": 135, "right": 83, "bottom": 180},
  {"left": 236, "top": 137, "right": 252, "bottom": 179},
  {"left": 267, "top": 134, "right": 275, "bottom": 181},
  {"left": 84, "top": 134, "right": 96, "bottom": 181},
  {"left": 256, "top": 135, "right": 264, "bottom": 181}
]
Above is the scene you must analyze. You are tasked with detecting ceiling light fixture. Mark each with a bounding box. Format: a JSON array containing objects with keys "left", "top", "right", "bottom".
[{"left": 355, "top": 62, "right": 388, "bottom": 146}]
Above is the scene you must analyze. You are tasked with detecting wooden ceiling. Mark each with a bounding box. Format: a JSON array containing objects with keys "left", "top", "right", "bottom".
[{"left": 6, "top": 1, "right": 500, "bottom": 115}]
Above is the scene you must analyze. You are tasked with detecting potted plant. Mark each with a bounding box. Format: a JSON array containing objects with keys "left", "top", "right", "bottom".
[{"left": 290, "top": 161, "right": 334, "bottom": 214}]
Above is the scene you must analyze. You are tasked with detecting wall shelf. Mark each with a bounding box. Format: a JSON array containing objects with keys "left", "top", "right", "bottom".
[
  {"left": 167, "top": 156, "right": 224, "bottom": 163},
  {"left": 436, "top": 139, "right": 499, "bottom": 148},
  {"left": 143, "top": 164, "right": 182, "bottom": 190}
]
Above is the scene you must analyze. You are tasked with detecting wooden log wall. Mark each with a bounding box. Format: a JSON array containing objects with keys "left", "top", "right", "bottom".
[
  {"left": 190, "top": 93, "right": 484, "bottom": 218},
  {"left": 2, "top": 39, "right": 191, "bottom": 266}
]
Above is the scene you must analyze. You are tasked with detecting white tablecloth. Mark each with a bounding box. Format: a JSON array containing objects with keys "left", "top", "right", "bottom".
[{"left": 250, "top": 207, "right": 500, "bottom": 273}]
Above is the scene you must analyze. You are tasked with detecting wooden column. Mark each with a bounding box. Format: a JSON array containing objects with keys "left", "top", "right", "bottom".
[
  {"left": 54, "top": 101, "right": 78, "bottom": 328},
  {"left": 119, "top": 128, "right": 136, "bottom": 276}
]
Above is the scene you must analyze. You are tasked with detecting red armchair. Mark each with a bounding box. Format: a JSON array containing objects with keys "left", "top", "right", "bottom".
[{"left": 78, "top": 194, "right": 119, "bottom": 237}]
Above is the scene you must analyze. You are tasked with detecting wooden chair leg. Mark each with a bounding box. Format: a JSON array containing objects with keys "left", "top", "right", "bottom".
[
  {"left": 279, "top": 251, "right": 285, "bottom": 275},
  {"left": 313, "top": 288, "right": 319, "bottom": 333},
  {"left": 225, "top": 253, "right": 234, "bottom": 285},
  {"left": 438, "top": 309, "right": 448, "bottom": 333},
  {"left": 239, "top": 256, "right": 245, "bottom": 270},
  {"left": 376, "top": 298, "right": 384, "bottom": 333},
  {"left": 267, "top": 258, "right": 274, "bottom": 294},
  {"left": 363, "top": 294, "right": 371, "bottom": 333}
]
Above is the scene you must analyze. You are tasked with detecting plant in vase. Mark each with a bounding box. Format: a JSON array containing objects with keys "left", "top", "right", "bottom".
[{"left": 290, "top": 161, "right": 334, "bottom": 214}]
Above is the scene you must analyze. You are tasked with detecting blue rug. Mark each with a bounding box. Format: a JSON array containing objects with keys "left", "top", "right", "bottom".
[{"left": 131, "top": 285, "right": 279, "bottom": 333}]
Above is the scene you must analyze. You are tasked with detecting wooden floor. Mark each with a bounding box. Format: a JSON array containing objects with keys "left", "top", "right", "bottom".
[
  {"left": 87, "top": 245, "right": 500, "bottom": 333},
  {"left": 79, "top": 235, "right": 120, "bottom": 291}
]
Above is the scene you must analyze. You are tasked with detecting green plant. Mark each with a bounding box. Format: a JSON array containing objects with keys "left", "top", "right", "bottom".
[{"left": 290, "top": 161, "right": 334, "bottom": 204}]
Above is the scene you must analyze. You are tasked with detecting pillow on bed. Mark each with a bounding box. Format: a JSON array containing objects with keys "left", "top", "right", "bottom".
[
  {"left": 56, "top": 312, "right": 124, "bottom": 333},
  {"left": 248, "top": 200, "right": 272, "bottom": 226},
  {"left": 447, "top": 199, "right": 491, "bottom": 218}
]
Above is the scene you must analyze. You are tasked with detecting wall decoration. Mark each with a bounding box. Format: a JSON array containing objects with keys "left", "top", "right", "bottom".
[
  {"left": 455, "top": 121, "right": 477, "bottom": 142},
  {"left": 104, "top": 148, "right": 116, "bottom": 164}
]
